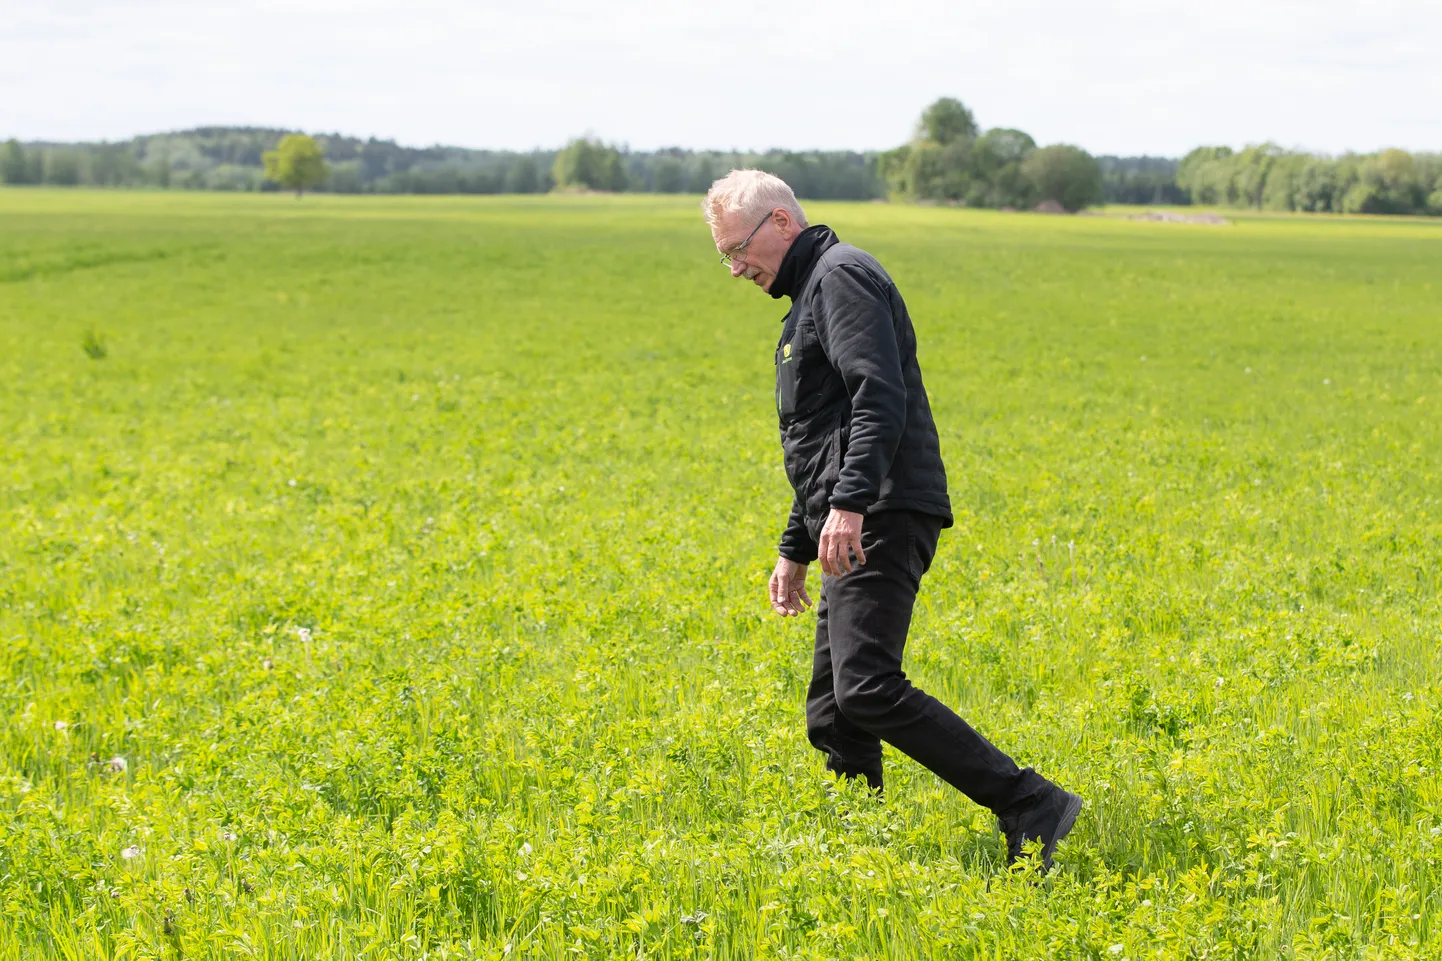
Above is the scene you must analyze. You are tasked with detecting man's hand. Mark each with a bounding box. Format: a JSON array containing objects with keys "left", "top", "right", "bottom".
[
  {"left": 768, "top": 557, "right": 813, "bottom": 617},
  {"left": 817, "top": 508, "right": 867, "bottom": 577}
]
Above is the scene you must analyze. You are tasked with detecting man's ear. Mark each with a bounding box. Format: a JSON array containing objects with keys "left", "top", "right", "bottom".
[{"left": 774, "top": 208, "right": 797, "bottom": 241}]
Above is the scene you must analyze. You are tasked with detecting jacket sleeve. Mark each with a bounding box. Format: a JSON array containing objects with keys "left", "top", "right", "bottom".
[
  {"left": 813, "top": 264, "right": 906, "bottom": 514},
  {"left": 778, "top": 491, "right": 819, "bottom": 563}
]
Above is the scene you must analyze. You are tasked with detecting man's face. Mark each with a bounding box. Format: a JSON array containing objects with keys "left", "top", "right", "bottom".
[{"left": 712, "top": 208, "right": 802, "bottom": 293}]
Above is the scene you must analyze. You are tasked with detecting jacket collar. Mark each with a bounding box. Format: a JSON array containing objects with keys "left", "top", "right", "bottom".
[{"left": 769, "top": 224, "right": 838, "bottom": 302}]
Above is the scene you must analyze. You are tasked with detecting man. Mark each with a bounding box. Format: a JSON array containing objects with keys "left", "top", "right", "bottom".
[{"left": 703, "top": 169, "right": 1083, "bottom": 871}]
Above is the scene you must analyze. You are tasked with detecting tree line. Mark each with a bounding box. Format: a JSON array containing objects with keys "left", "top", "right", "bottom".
[
  {"left": 547, "top": 100, "right": 1187, "bottom": 212},
  {"left": 3, "top": 102, "right": 1438, "bottom": 215},
  {"left": 0, "top": 128, "right": 880, "bottom": 200},
  {"left": 1178, "top": 145, "right": 1442, "bottom": 215}
]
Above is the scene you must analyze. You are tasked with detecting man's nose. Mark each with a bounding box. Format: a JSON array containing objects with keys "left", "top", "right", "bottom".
[{"left": 730, "top": 258, "right": 747, "bottom": 278}]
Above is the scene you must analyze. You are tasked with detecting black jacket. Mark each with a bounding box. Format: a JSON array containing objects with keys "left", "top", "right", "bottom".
[{"left": 769, "top": 224, "right": 952, "bottom": 564}]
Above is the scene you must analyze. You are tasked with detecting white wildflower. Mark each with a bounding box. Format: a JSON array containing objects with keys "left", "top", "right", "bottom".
[
  {"left": 221, "top": 830, "right": 237, "bottom": 842},
  {"left": 296, "top": 627, "right": 312, "bottom": 643},
  {"left": 107, "top": 756, "right": 127, "bottom": 773},
  {"left": 1109, "top": 946, "right": 1124, "bottom": 956},
  {"left": 288, "top": 479, "right": 297, "bottom": 487},
  {"left": 518, "top": 842, "right": 532, "bottom": 857},
  {"left": 54, "top": 721, "right": 68, "bottom": 731},
  {"left": 121, "top": 846, "right": 141, "bottom": 860}
]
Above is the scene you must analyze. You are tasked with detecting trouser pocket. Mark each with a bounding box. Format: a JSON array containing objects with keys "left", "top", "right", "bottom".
[{"left": 905, "top": 512, "right": 943, "bottom": 583}]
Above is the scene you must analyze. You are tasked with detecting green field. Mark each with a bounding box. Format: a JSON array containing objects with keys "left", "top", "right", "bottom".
[{"left": 2, "top": 190, "right": 1441, "bottom": 960}]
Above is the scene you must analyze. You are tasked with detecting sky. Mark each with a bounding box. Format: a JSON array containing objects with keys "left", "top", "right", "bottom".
[{"left": 3, "top": 0, "right": 1439, "bottom": 157}]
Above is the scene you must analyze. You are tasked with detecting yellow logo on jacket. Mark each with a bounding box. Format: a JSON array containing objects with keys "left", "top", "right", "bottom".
[{"left": 782, "top": 342, "right": 793, "bottom": 363}]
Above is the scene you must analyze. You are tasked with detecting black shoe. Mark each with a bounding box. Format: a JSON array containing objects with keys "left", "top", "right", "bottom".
[{"left": 998, "top": 784, "right": 1083, "bottom": 873}]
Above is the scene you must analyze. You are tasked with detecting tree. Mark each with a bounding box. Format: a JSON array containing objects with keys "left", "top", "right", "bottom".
[
  {"left": 1177, "top": 146, "right": 1234, "bottom": 204},
  {"left": 1, "top": 140, "right": 33, "bottom": 184},
  {"left": 1225, "top": 143, "right": 1285, "bottom": 209},
  {"left": 150, "top": 154, "right": 172, "bottom": 189},
  {"left": 651, "top": 156, "right": 684, "bottom": 193},
  {"left": 1261, "top": 153, "right": 1308, "bottom": 211},
  {"left": 917, "top": 97, "right": 978, "bottom": 146},
  {"left": 913, "top": 140, "right": 977, "bottom": 202},
  {"left": 263, "top": 134, "right": 329, "bottom": 196},
  {"left": 1341, "top": 181, "right": 1382, "bottom": 214},
  {"left": 1097, "top": 156, "right": 1186, "bottom": 205},
  {"left": 883, "top": 98, "right": 995, "bottom": 203},
  {"left": 975, "top": 128, "right": 1035, "bottom": 166},
  {"left": 971, "top": 128, "right": 1037, "bottom": 207},
  {"left": 1294, "top": 157, "right": 1341, "bottom": 212},
  {"left": 1021, "top": 145, "right": 1103, "bottom": 212},
  {"left": 326, "top": 161, "right": 364, "bottom": 193},
  {"left": 688, "top": 154, "right": 719, "bottom": 195},
  {"left": 504, "top": 156, "right": 539, "bottom": 193},
  {"left": 43, "top": 150, "right": 83, "bottom": 186},
  {"left": 878, "top": 144, "right": 912, "bottom": 199},
  {"left": 1361, "top": 148, "right": 1425, "bottom": 213},
  {"left": 552, "top": 137, "right": 627, "bottom": 192},
  {"left": 89, "top": 144, "right": 144, "bottom": 187}
]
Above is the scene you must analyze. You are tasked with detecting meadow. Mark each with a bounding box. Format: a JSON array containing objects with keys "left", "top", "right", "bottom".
[{"left": 1, "top": 189, "right": 1440, "bottom": 960}]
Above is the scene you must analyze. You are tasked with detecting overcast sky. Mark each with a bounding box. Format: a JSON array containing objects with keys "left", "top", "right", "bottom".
[{"left": 4, "top": 0, "right": 1438, "bottom": 157}]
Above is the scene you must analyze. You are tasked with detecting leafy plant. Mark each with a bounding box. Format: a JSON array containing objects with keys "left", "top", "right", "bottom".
[{"left": 81, "top": 329, "right": 106, "bottom": 359}]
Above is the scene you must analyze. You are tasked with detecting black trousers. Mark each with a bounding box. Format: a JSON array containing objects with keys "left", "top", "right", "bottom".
[{"left": 805, "top": 510, "right": 1048, "bottom": 813}]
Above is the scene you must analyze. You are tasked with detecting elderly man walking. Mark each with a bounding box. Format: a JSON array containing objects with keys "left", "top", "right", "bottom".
[{"left": 703, "top": 170, "right": 1082, "bottom": 870}]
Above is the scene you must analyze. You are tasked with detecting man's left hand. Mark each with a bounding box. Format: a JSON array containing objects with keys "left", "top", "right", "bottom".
[{"left": 817, "top": 508, "right": 866, "bottom": 577}]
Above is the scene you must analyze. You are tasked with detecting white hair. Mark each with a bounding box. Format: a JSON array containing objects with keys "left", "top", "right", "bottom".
[{"left": 702, "top": 169, "right": 808, "bottom": 230}]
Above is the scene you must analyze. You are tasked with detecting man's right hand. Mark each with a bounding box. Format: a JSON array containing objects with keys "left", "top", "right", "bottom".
[{"left": 768, "top": 556, "right": 813, "bottom": 617}]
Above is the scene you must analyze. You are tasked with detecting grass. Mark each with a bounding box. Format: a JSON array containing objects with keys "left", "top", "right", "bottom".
[{"left": 1, "top": 189, "right": 1440, "bottom": 960}]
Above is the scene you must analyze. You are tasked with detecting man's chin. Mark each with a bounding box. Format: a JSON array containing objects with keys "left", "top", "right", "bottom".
[{"left": 757, "top": 274, "right": 772, "bottom": 292}]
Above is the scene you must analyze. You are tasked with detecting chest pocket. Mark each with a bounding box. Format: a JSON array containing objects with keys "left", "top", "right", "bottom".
[{"left": 776, "top": 324, "right": 823, "bottom": 419}]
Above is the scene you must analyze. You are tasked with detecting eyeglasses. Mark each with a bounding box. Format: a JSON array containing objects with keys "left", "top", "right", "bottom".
[{"left": 719, "top": 214, "right": 771, "bottom": 267}]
